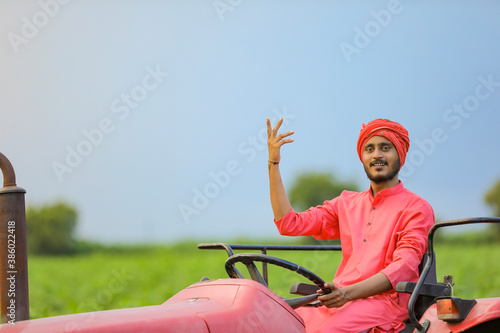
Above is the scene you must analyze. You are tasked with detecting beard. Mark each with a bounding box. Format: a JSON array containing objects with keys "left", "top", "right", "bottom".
[{"left": 364, "top": 158, "right": 401, "bottom": 184}]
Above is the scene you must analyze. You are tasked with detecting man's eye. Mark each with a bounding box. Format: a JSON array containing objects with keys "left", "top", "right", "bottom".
[{"left": 365, "top": 147, "right": 373, "bottom": 152}]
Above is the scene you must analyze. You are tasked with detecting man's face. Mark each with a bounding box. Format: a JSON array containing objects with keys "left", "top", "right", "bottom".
[{"left": 362, "top": 135, "right": 400, "bottom": 184}]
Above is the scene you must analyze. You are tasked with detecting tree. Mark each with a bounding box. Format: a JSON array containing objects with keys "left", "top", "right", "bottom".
[
  {"left": 288, "top": 170, "right": 359, "bottom": 245},
  {"left": 484, "top": 178, "right": 500, "bottom": 240},
  {"left": 289, "top": 170, "right": 359, "bottom": 212},
  {"left": 26, "top": 201, "right": 78, "bottom": 255}
]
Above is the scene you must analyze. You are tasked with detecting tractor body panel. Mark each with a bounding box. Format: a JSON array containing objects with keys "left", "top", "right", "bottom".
[
  {"left": 163, "top": 278, "right": 305, "bottom": 333},
  {"left": 421, "top": 298, "right": 500, "bottom": 332},
  {"left": 0, "top": 279, "right": 305, "bottom": 333}
]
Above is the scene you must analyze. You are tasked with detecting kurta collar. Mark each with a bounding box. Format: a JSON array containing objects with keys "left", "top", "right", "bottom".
[{"left": 368, "top": 181, "right": 405, "bottom": 201}]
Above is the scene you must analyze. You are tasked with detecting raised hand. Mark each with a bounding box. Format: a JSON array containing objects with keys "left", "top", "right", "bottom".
[{"left": 266, "top": 117, "right": 294, "bottom": 164}]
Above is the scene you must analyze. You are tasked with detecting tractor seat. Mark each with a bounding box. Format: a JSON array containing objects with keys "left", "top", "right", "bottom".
[{"left": 396, "top": 252, "right": 452, "bottom": 332}]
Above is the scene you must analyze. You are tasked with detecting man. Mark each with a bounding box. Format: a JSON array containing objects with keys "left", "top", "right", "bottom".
[{"left": 266, "top": 118, "right": 435, "bottom": 333}]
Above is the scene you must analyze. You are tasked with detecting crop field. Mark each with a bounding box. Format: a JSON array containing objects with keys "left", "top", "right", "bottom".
[{"left": 24, "top": 241, "right": 500, "bottom": 320}]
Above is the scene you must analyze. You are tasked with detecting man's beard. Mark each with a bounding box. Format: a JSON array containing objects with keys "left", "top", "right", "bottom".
[{"left": 364, "top": 158, "right": 401, "bottom": 184}]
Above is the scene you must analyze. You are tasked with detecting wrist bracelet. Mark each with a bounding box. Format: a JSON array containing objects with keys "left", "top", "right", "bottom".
[{"left": 268, "top": 160, "right": 279, "bottom": 165}]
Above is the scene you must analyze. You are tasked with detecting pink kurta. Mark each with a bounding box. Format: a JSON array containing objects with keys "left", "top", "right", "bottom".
[{"left": 275, "top": 182, "right": 434, "bottom": 333}]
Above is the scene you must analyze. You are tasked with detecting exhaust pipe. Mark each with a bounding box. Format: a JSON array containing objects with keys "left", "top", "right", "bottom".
[{"left": 0, "top": 152, "right": 29, "bottom": 323}]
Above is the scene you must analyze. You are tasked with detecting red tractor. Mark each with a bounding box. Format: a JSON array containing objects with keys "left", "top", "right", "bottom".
[{"left": 1, "top": 217, "right": 499, "bottom": 332}]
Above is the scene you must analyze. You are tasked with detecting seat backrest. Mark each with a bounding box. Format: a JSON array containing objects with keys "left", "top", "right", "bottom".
[
  {"left": 419, "top": 251, "right": 437, "bottom": 284},
  {"left": 413, "top": 250, "right": 440, "bottom": 320},
  {"left": 399, "top": 251, "right": 441, "bottom": 332}
]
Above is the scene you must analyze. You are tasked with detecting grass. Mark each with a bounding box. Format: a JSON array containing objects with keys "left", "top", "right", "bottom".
[
  {"left": 24, "top": 240, "right": 500, "bottom": 319},
  {"left": 27, "top": 242, "right": 230, "bottom": 319},
  {"left": 434, "top": 243, "right": 500, "bottom": 299}
]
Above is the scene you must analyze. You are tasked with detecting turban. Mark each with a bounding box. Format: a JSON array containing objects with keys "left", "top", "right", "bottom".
[{"left": 356, "top": 119, "right": 410, "bottom": 168}]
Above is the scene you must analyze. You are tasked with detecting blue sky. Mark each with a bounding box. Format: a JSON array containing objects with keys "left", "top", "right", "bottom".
[{"left": 1, "top": 0, "right": 500, "bottom": 243}]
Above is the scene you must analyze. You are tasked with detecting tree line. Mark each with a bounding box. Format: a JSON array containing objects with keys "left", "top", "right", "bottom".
[{"left": 25, "top": 172, "right": 500, "bottom": 254}]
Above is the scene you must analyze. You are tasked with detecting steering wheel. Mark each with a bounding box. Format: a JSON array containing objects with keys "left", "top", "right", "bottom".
[{"left": 225, "top": 253, "right": 331, "bottom": 309}]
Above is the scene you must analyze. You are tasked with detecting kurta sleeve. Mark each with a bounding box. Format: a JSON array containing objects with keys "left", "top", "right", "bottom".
[
  {"left": 274, "top": 199, "right": 341, "bottom": 240},
  {"left": 380, "top": 202, "right": 435, "bottom": 288}
]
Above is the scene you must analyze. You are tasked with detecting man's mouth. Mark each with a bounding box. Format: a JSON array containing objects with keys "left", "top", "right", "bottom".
[{"left": 370, "top": 161, "right": 388, "bottom": 167}]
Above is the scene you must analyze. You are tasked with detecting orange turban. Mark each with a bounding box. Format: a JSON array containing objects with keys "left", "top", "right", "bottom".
[{"left": 356, "top": 119, "right": 410, "bottom": 168}]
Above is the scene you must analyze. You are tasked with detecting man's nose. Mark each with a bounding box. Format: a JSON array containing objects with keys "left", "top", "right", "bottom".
[{"left": 373, "top": 148, "right": 384, "bottom": 158}]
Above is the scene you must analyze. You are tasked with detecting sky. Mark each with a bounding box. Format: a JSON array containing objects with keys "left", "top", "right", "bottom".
[{"left": 1, "top": 0, "right": 499, "bottom": 243}]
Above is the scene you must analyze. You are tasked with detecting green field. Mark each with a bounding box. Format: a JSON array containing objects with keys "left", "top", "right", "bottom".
[{"left": 25, "top": 241, "right": 500, "bottom": 319}]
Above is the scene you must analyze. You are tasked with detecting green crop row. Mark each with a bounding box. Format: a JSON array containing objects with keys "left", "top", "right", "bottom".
[{"left": 23, "top": 241, "right": 500, "bottom": 320}]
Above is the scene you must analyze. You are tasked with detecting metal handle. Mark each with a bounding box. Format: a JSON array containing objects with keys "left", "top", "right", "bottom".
[
  {"left": 0, "top": 153, "right": 16, "bottom": 187},
  {"left": 0, "top": 153, "right": 29, "bottom": 324}
]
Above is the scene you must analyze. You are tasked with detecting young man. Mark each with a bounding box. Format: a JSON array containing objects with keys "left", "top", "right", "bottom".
[{"left": 266, "top": 118, "right": 435, "bottom": 333}]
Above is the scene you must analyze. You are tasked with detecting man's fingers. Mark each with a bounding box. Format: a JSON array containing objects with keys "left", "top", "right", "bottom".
[
  {"left": 267, "top": 117, "right": 294, "bottom": 145},
  {"left": 318, "top": 283, "right": 337, "bottom": 300},
  {"left": 322, "top": 299, "right": 341, "bottom": 308},
  {"left": 272, "top": 117, "right": 284, "bottom": 135},
  {"left": 276, "top": 130, "right": 294, "bottom": 141},
  {"left": 318, "top": 291, "right": 341, "bottom": 307},
  {"left": 317, "top": 283, "right": 348, "bottom": 308},
  {"left": 324, "top": 282, "right": 337, "bottom": 290},
  {"left": 267, "top": 117, "right": 284, "bottom": 140},
  {"left": 277, "top": 139, "right": 294, "bottom": 148}
]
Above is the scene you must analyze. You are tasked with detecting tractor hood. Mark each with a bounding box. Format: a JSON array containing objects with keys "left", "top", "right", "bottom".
[{"left": 0, "top": 279, "right": 305, "bottom": 333}]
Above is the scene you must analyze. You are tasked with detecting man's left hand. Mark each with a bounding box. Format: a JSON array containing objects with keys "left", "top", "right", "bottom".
[{"left": 318, "top": 283, "right": 351, "bottom": 308}]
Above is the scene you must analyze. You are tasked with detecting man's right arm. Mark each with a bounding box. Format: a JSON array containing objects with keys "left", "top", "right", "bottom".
[{"left": 267, "top": 118, "right": 294, "bottom": 221}]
